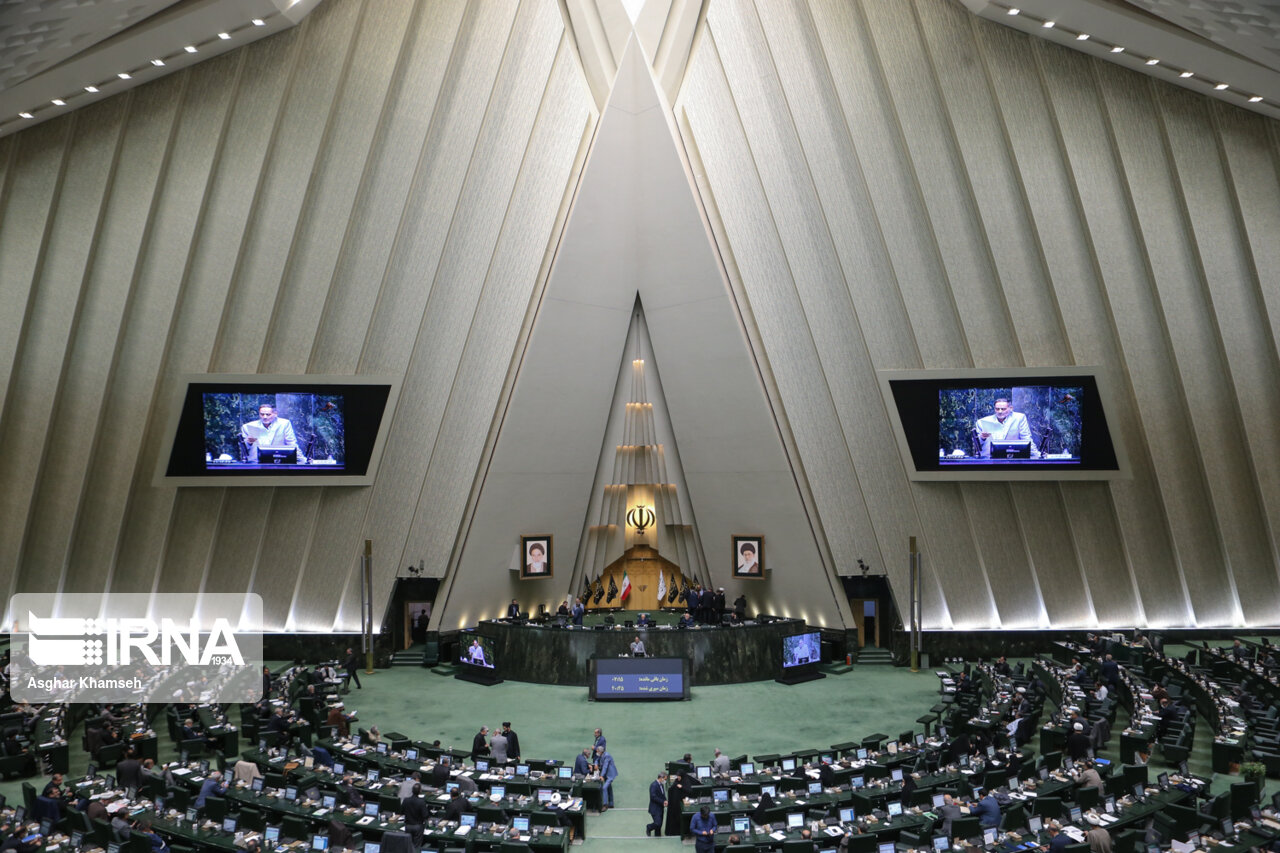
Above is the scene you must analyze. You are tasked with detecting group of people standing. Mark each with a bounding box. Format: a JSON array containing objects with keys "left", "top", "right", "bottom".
[
  {"left": 569, "top": 729, "right": 618, "bottom": 811},
  {"left": 469, "top": 722, "right": 522, "bottom": 763}
]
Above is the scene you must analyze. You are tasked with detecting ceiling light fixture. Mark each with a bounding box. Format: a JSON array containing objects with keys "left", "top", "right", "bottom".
[
  {"left": 84, "top": 85, "right": 99, "bottom": 92},
  {"left": 19, "top": 112, "right": 33, "bottom": 119},
  {"left": 1042, "top": 20, "right": 1055, "bottom": 28},
  {"left": 1179, "top": 71, "right": 1193, "bottom": 78},
  {"left": 1076, "top": 33, "right": 1089, "bottom": 41},
  {"left": 118, "top": 72, "right": 132, "bottom": 79},
  {"left": 1215, "top": 83, "right": 1229, "bottom": 90},
  {"left": 185, "top": 45, "right": 197, "bottom": 53},
  {"left": 218, "top": 32, "right": 231, "bottom": 39},
  {"left": 51, "top": 98, "right": 65, "bottom": 106},
  {"left": 1110, "top": 46, "right": 1124, "bottom": 53},
  {"left": 1007, "top": 7, "right": 1020, "bottom": 15},
  {"left": 1249, "top": 96, "right": 1263, "bottom": 102},
  {"left": 251, "top": 18, "right": 265, "bottom": 26},
  {"left": 151, "top": 58, "right": 165, "bottom": 66},
  {"left": 1145, "top": 58, "right": 1159, "bottom": 65}
]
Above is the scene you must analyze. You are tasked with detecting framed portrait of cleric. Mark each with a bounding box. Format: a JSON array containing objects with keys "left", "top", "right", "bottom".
[
  {"left": 520, "top": 535, "right": 553, "bottom": 579},
  {"left": 732, "top": 535, "right": 764, "bottom": 578}
]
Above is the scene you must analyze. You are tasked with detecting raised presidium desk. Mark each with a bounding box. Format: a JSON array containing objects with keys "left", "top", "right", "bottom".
[{"left": 473, "top": 617, "right": 813, "bottom": 686}]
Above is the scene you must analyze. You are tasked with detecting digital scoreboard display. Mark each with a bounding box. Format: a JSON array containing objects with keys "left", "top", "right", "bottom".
[{"left": 590, "top": 657, "right": 689, "bottom": 701}]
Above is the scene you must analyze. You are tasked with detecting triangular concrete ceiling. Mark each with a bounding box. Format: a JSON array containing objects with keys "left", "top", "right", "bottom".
[{"left": 431, "top": 35, "right": 852, "bottom": 630}]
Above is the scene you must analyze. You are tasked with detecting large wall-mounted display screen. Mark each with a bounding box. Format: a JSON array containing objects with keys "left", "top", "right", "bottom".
[
  {"left": 158, "top": 375, "right": 398, "bottom": 487},
  {"left": 590, "top": 657, "right": 688, "bottom": 701},
  {"left": 880, "top": 368, "right": 1127, "bottom": 481}
]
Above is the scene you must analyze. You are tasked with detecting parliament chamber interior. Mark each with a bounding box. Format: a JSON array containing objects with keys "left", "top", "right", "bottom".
[{"left": 3, "top": 0, "right": 1280, "bottom": 851}]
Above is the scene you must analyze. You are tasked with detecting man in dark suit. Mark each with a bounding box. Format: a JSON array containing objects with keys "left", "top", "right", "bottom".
[
  {"left": 573, "top": 748, "right": 592, "bottom": 776},
  {"left": 401, "top": 784, "right": 429, "bottom": 827},
  {"left": 1099, "top": 654, "right": 1120, "bottom": 686},
  {"left": 571, "top": 598, "right": 585, "bottom": 625},
  {"left": 506, "top": 599, "right": 520, "bottom": 619},
  {"left": 116, "top": 748, "right": 143, "bottom": 792},
  {"left": 501, "top": 723, "right": 520, "bottom": 761},
  {"left": 714, "top": 588, "right": 726, "bottom": 623},
  {"left": 443, "top": 790, "right": 469, "bottom": 822},
  {"left": 471, "top": 726, "right": 489, "bottom": 760},
  {"left": 937, "top": 794, "right": 963, "bottom": 837},
  {"left": 1066, "top": 722, "right": 1092, "bottom": 761},
  {"left": 344, "top": 648, "right": 362, "bottom": 690},
  {"left": 646, "top": 771, "right": 668, "bottom": 836},
  {"left": 341, "top": 775, "right": 364, "bottom": 807}
]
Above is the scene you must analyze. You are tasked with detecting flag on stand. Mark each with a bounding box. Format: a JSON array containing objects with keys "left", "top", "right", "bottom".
[
  {"left": 593, "top": 576, "right": 605, "bottom": 605},
  {"left": 606, "top": 574, "right": 618, "bottom": 603},
  {"left": 657, "top": 570, "right": 666, "bottom": 603},
  {"left": 620, "top": 571, "right": 632, "bottom": 602}
]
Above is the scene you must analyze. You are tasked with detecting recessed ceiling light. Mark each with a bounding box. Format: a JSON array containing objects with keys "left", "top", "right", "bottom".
[
  {"left": 151, "top": 58, "right": 165, "bottom": 66},
  {"left": 1110, "top": 46, "right": 1125, "bottom": 53},
  {"left": 184, "top": 45, "right": 197, "bottom": 53},
  {"left": 19, "top": 112, "right": 33, "bottom": 119},
  {"left": 84, "top": 85, "right": 99, "bottom": 92},
  {"left": 1076, "top": 33, "right": 1089, "bottom": 41},
  {"left": 1145, "top": 58, "right": 1159, "bottom": 65},
  {"left": 1249, "top": 96, "right": 1263, "bottom": 102},
  {"left": 251, "top": 18, "right": 265, "bottom": 26},
  {"left": 1042, "top": 20, "right": 1055, "bottom": 28},
  {"left": 118, "top": 72, "right": 132, "bottom": 79},
  {"left": 218, "top": 32, "right": 231, "bottom": 40},
  {"left": 51, "top": 98, "right": 65, "bottom": 106},
  {"left": 1179, "top": 71, "right": 1193, "bottom": 78},
  {"left": 1215, "top": 83, "right": 1229, "bottom": 90},
  {"left": 1007, "top": 7, "right": 1020, "bottom": 15}
]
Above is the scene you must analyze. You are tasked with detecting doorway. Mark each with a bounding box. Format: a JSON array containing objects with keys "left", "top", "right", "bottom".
[{"left": 851, "top": 599, "right": 879, "bottom": 648}]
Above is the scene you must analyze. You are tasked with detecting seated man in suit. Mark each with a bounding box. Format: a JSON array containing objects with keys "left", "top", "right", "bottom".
[
  {"left": 573, "top": 747, "right": 592, "bottom": 777},
  {"left": 194, "top": 771, "right": 226, "bottom": 808},
  {"left": 443, "top": 789, "right": 470, "bottom": 822},
  {"left": 636, "top": 612, "right": 655, "bottom": 628}
]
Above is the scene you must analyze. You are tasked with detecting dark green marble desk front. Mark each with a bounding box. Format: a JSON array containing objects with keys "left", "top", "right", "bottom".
[{"left": 477, "top": 619, "right": 809, "bottom": 685}]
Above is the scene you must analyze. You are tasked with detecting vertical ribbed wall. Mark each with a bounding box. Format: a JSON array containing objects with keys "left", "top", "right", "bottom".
[{"left": 675, "top": 0, "right": 1280, "bottom": 629}]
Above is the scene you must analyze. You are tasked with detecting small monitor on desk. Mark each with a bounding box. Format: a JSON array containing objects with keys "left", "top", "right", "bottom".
[
  {"left": 761, "top": 785, "right": 776, "bottom": 798},
  {"left": 787, "top": 813, "right": 804, "bottom": 830},
  {"left": 932, "top": 836, "right": 949, "bottom": 852},
  {"left": 557, "top": 766, "right": 572, "bottom": 779},
  {"left": 781, "top": 757, "right": 797, "bottom": 772},
  {"left": 264, "top": 827, "right": 280, "bottom": 844},
  {"left": 807, "top": 781, "right": 821, "bottom": 794},
  {"left": 460, "top": 814, "right": 476, "bottom": 827},
  {"left": 251, "top": 777, "right": 264, "bottom": 792},
  {"left": 983, "top": 828, "right": 997, "bottom": 846},
  {"left": 840, "top": 807, "right": 855, "bottom": 824},
  {"left": 445, "top": 782, "right": 459, "bottom": 793},
  {"left": 888, "top": 801, "right": 903, "bottom": 817},
  {"left": 475, "top": 759, "right": 489, "bottom": 771},
  {"left": 515, "top": 764, "right": 529, "bottom": 776},
  {"left": 490, "top": 785, "right": 505, "bottom": 800},
  {"left": 333, "top": 762, "right": 345, "bottom": 775},
  {"left": 878, "top": 843, "right": 895, "bottom": 853},
  {"left": 367, "top": 769, "right": 380, "bottom": 782},
  {"left": 932, "top": 793, "right": 945, "bottom": 809},
  {"left": 285, "top": 786, "right": 298, "bottom": 801},
  {"left": 512, "top": 816, "right": 530, "bottom": 832},
  {"left": 820, "top": 753, "right": 834, "bottom": 765},
  {"left": 405, "top": 748, "right": 418, "bottom": 761},
  {"left": 696, "top": 765, "right": 711, "bottom": 780},
  {"left": 857, "top": 748, "right": 868, "bottom": 760},
  {"left": 363, "top": 842, "right": 379, "bottom": 853},
  {"left": 310, "top": 836, "right": 328, "bottom": 852},
  {"left": 713, "top": 789, "right": 729, "bottom": 804},
  {"left": 223, "top": 817, "right": 238, "bottom": 833},
  {"left": 1028, "top": 816, "right": 1042, "bottom": 834},
  {"left": 739, "top": 762, "right": 755, "bottom": 776},
  {"left": 363, "top": 803, "right": 379, "bottom": 818},
  {"left": 537, "top": 788, "right": 554, "bottom": 803},
  {"left": 851, "top": 776, "right": 864, "bottom": 789},
  {"left": 989, "top": 440, "right": 1031, "bottom": 459},
  {"left": 1069, "top": 806, "right": 1082, "bottom": 823},
  {"left": 734, "top": 816, "right": 750, "bottom": 833},
  {"left": 891, "top": 768, "right": 904, "bottom": 783}
]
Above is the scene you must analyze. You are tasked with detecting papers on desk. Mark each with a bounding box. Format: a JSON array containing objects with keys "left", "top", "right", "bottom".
[
  {"left": 172, "top": 768, "right": 192, "bottom": 776},
  {"left": 770, "top": 832, "right": 787, "bottom": 841},
  {"left": 1170, "top": 840, "right": 1196, "bottom": 853},
  {"left": 453, "top": 825, "right": 471, "bottom": 837},
  {"left": 1098, "top": 814, "right": 1118, "bottom": 824},
  {"left": 825, "top": 826, "right": 846, "bottom": 837},
  {"left": 356, "top": 816, "right": 374, "bottom": 825},
  {"left": 1063, "top": 828, "right": 1086, "bottom": 843}
]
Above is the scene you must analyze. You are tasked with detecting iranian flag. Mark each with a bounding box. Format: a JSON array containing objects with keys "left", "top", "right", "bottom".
[{"left": 620, "top": 571, "right": 632, "bottom": 602}]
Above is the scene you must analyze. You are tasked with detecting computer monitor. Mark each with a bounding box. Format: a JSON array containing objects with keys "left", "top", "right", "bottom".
[
  {"left": 1038, "top": 767, "right": 1049, "bottom": 780},
  {"left": 887, "top": 741, "right": 899, "bottom": 755},
  {"left": 537, "top": 789, "right": 554, "bottom": 803},
  {"left": 916, "top": 734, "right": 926, "bottom": 746},
  {"left": 782, "top": 757, "right": 799, "bottom": 771},
  {"left": 1069, "top": 806, "right": 1082, "bottom": 823},
  {"left": 808, "top": 781, "right": 822, "bottom": 794},
  {"left": 223, "top": 817, "right": 238, "bottom": 833},
  {"left": 285, "top": 787, "right": 298, "bottom": 801},
  {"left": 852, "top": 776, "right": 864, "bottom": 789},
  {"left": 1157, "top": 773, "right": 1169, "bottom": 789},
  {"left": 515, "top": 764, "right": 529, "bottom": 776},
  {"left": 511, "top": 816, "right": 530, "bottom": 832},
  {"left": 1220, "top": 818, "right": 1234, "bottom": 837},
  {"left": 374, "top": 741, "right": 387, "bottom": 755},
  {"left": 787, "top": 813, "right": 805, "bottom": 830},
  {"left": 322, "top": 794, "right": 337, "bottom": 810},
  {"left": 839, "top": 807, "right": 855, "bottom": 824},
  {"left": 557, "top": 766, "right": 573, "bottom": 779},
  {"left": 932, "top": 793, "right": 946, "bottom": 809},
  {"left": 1028, "top": 816, "right": 1043, "bottom": 834},
  {"left": 185, "top": 808, "right": 197, "bottom": 823},
  {"left": 888, "top": 801, "right": 903, "bottom": 817},
  {"left": 959, "top": 755, "right": 969, "bottom": 768},
  {"left": 734, "top": 816, "right": 751, "bottom": 832},
  {"left": 761, "top": 785, "right": 777, "bottom": 798},
  {"left": 70, "top": 832, "right": 83, "bottom": 847},
  {"left": 310, "top": 835, "right": 329, "bottom": 852},
  {"left": 1133, "top": 783, "right": 1145, "bottom": 800},
  {"left": 363, "top": 803, "right": 379, "bottom": 818},
  {"left": 264, "top": 827, "right": 281, "bottom": 843},
  {"left": 405, "top": 748, "right": 418, "bottom": 761},
  {"left": 891, "top": 768, "right": 904, "bottom": 783},
  {"left": 712, "top": 788, "right": 730, "bottom": 804},
  {"left": 333, "top": 762, "right": 345, "bottom": 775},
  {"left": 1008, "top": 776, "right": 1019, "bottom": 791},
  {"left": 459, "top": 814, "right": 476, "bottom": 827},
  {"left": 200, "top": 760, "right": 210, "bottom": 774},
  {"left": 445, "top": 782, "right": 459, "bottom": 793},
  {"left": 490, "top": 785, "right": 505, "bottom": 800},
  {"left": 933, "top": 836, "right": 949, "bottom": 852},
  {"left": 473, "top": 759, "right": 489, "bottom": 772},
  {"left": 983, "top": 828, "right": 997, "bottom": 845},
  {"left": 366, "top": 769, "right": 380, "bottom": 782},
  {"left": 857, "top": 748, "right": 868, "bottom": 760},
  {"left": 987, "top": 746, "right": 996, "bottom": 758},
  {"left": 107, "top": 844, "right": 121, "bottom": 853},
  {"left": 1105, "top": 797, "right": 1115, "bottom": 814},
  {"left": 251, "top": 777, "right": 265, "bottom": 792},
  {"left": 821, "top": 753, "right": 834, "bottom": 764},
  {"left": 363, "top": 842, "right": 379, "bottom": 853},
  {"left": 740, "top": 762, "right": 755, "bottom": 775},
  {"left": 696, "top": 765, "right": 711, "bottom": 780},
  {"left": 878, "top": 843, "right": 895, "bottom": 853}
]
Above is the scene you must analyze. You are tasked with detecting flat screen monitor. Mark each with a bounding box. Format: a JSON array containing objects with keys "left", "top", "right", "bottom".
[
  {"left": 696, "top": 766, "right": 712, "bottom": 780},
  {"left": 933, "top": 836, "right": 949, "bottom": 852},
  {"left": 366, "top": 769, "right": 380, "bottom": 782},
  {"left": 264, "top": 827, "right": 280, "bottom": 843},
  {"left": 108, "top": 844, "right": 120, "bottom": 853},
  {"left": 511, "top": 816, "right": 530, "bottom": 832},
  {"left": 1157, "top": 772, "right": 1169, "bottom": 789},
  {"left": 915, "top": 734, "right": 925, "bottom": 745},
  {"left": 363, "top": 803, "right": 379, "bottom": 818},
  {"left": 857, "top": 749, "right": 868, "bottom": 760},
  {"left": 222, "top": 818, "right": 238, "bottom": 833},
  {"left": 251, "top": 777, "right": 264, "bottom": 792},
  {"left": 363, "top": 843, "right": 379, "bottom": 853},
  {"left": 557, "top": 766, "right": 572, "bottom": 779},
  {"left": 516, "top": 764, "right": 529, "bottom": 776},
  {"left": 310, "top": 836, "right": 328, "bottom": 852},
  {"left": 1028, "top": 816, "right": 1043, "bottom": 833},
  {"left": 932, "top": 794, "right": 945, "bottom": 809},
  {"left": 159, "top": 375, "right": 399, "bottom": 486},
  {"left": 589, "top": 656, "right": 688, "bottom": 701},
  {"left": 808, "top": 781, "right": 822, "bottom": 794},
  {"left": 713, "top": 789, "right": 729, "bottom": 804},
  {"left": 782, "top": 633, "right": 821, "bottom": 669},
  {"left": 887, "top": 741, "right": 898, "bottom": 755},
  {"left": 536, "top": 789, "right": 553, "bottom": 803},
  {"left": 734, "top": 816, "right": 750, "bottom": 832},
  {"left": 322, "top": 795, "right": 336, "bottom": 810},
  {"left": 879, "top": 843, "right": 895, "bottom": 853},
  {"left": 840, "top": 808, "right": 855, "bottom": 824},
  {"left": 740, "top": 762, "right": 755, "bottom": 775},
  {"left": 475, "top": 759, "right": 489, "bottom": 771},
  {"left": 285, "top": 787, "right": 297, "bottom": 801},
  {"left": 459, "top": 633, "right": 496, "bottom": 670},
  {"left": 888, "top": 801, "right": 903, "bottom": 817},
  {"left": 445, "top": 782, "right": 459, "bottom": 793},
  {"left": 490, "top": 785, "right": 505, "bottom": 800},
  {"left": 459, "top": 814, "right": 476, "bottom": 827},
  {"left": 70, "top": 832, "right": 83, "bottom": 847},
  {"left": 1134, "top": 783, "right": 1145, "bottom": 800},
  {"left": 1221, "top": 818, "right": 1233, "bottom": 837},
  {"left": 761, "top": 785, "right": 777, "bottom": 798},
  {"left": 880, "top": 368, "right": 1126, "bottom": 480},
  {"left": 1070, "top": 806, "right": 1082, "bottom": 823},
  {"left": 781, "top": 758, "right": 796, "bottom": 772},
  {"left": 787, "top": 813, "right": 804, "bottom": 829},
  {"left": 405, "top": 748, "right": 418, "bottom": 761},
  {"left": 376, "top": 742, "right": 388, "bottom": 755},
  {"left": 1039, "top": 767, "right": 1049, "bottom": 780},
  {"left": 820, "top": 753, "right": 834, "bottom": 765},
  {"left": 891, "top": 768, "right": 904, "bottom": 783},
  {"left": 983, "top": 828, "right": 997, "bottom": 845},
  {"left": 851, "top": 776, "right": 864, "bottom": 789},
  {"left": 333, "top": 762, "right": 345, "bottom": 775}
]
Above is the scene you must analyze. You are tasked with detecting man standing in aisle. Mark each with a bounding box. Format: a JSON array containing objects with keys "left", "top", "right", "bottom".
[
  {"left": 344, "top": 648, "right": 362, "bottom": 690},
  {"left": 596, "top": 745, "right": 618, "bottom": 811},
  {"left": 646, "top": 771, "right": 668, "bottom": 836}
]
